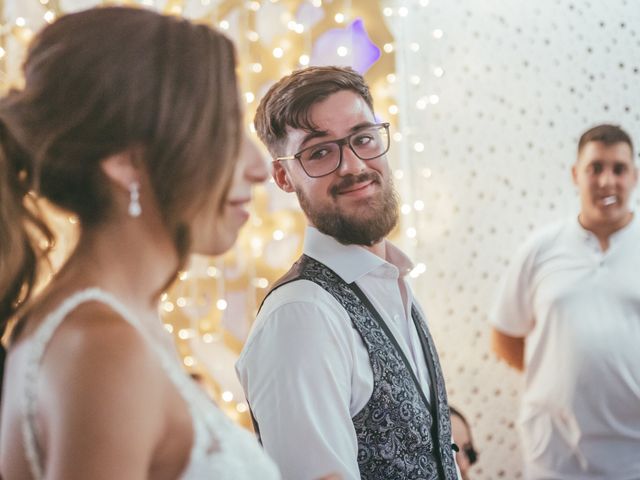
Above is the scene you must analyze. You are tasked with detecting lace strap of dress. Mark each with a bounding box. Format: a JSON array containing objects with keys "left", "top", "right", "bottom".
[{"left": 22, "top": 288, "right": 141, "bottom": 480}]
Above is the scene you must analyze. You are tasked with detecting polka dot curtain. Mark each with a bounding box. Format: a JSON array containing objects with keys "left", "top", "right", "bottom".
[{"left": 385, "top": 0, "right": 640, "bottom": 477}]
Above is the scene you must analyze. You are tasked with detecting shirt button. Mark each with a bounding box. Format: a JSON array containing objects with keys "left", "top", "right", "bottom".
[{"left": 393, "top": 314, "right": 400, "bottom": 321}]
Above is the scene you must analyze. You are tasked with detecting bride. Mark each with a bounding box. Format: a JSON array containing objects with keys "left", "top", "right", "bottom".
[{"left": 0, "top": 7, "right": 279, "bottom": 479}]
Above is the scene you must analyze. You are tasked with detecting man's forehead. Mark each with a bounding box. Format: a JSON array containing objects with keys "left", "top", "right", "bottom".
[{"left": 578, "top": 141, "right": 634, "bottom": 162}]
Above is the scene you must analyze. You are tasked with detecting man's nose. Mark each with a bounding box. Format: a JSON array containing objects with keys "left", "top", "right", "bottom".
[
  {"left": 598, "top": 168, "right": 616, "bottom": 188},
  {"left": 337, "top": 144, "right": 367, "bottom": 175}
]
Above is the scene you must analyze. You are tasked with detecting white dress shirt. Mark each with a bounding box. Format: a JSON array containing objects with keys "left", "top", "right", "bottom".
[
  {"left": 236, "top": 227, "right": 434, "bottom": 480},
  {"left": 491, "top": 216, "right": 640, "bottom": 479}
]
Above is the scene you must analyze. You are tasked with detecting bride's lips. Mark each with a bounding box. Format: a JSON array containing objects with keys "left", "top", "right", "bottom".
[{"left": 226, "top": 197, "right": 251, "bottom": 223}]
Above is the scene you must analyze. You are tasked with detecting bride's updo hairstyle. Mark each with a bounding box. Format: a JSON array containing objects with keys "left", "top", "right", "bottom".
[{"left": 0, "top": 7, "right": 241, "bottom": 356}]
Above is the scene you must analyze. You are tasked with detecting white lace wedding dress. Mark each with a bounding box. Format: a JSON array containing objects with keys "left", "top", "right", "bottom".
[{"left": 21, "top": 288, "right": 281, "bottom": 479}]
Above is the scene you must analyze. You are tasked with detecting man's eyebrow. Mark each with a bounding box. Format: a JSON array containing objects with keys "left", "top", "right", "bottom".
[
  {"left": 298, "top": 121, "right": 377, "bottom": 149},
  {"left": 299, "top": 130, "right": 329, "bottom": 148},
  {"left": 349, "top": 121, "right": 376, "bottom": 132}
]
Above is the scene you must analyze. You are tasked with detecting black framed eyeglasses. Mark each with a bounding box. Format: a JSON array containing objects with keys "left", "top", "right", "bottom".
[{"left": 276, "top": 122, "right": 390, "bottom": 178}]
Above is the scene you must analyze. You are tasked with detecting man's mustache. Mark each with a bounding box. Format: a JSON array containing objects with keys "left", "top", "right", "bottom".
[{"left": 330, "top": 172, "right": 382, "bottom": 197}]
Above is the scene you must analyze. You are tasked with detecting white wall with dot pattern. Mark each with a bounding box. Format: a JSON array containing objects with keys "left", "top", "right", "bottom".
[{"left": 385, "top": 0, "right": 640, "bottom": 478}]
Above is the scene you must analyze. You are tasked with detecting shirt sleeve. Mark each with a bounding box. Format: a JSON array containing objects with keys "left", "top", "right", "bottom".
[
  {"left": 236, "top": 289, "right": 361, "bottom": 480},
  {"left": 490, "top": 237, "right": 538, "bottom": 337}
]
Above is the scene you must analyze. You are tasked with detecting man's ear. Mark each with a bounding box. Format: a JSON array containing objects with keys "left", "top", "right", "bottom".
[
  {"left": 100, "top": 150, "right": 140, "bottom": 191},
  {"left": 272, "top": 160, "right": 296, "bottom": 193},
  {"left": 571, "top": 162, "right": 578, "bottom": 186}
]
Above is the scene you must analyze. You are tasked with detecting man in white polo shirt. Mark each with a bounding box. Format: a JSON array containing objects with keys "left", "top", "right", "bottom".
[{"left": 491, "top": 124, "right": 640, "bottom": 479}]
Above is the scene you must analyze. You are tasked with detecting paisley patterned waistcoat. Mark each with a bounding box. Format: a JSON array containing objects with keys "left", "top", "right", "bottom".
[{"left": 258, "top": 255, "right": 458, "bottom": 480}]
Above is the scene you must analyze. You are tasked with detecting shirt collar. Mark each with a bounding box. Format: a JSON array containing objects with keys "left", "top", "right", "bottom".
[
  {"left": 608, "top": 212, "right": 639, "bottom": 246},
  {"left": 302, "top": 226, "right": 414, "bottom": 284},
  {"left": 571, "top": 212, "right": 639, "bottom": 245}
]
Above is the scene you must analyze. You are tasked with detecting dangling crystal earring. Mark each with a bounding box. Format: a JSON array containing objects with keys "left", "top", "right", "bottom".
[{"left": 128, "top": 181, "right": 141, "bottom": 218}]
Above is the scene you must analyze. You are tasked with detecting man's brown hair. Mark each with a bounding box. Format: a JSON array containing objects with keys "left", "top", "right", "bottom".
[
  {"left": 254, "top": 66, "right": 374, "bottom": 157},
  {"left": 578, "top": 124, "right": 634, "bottom": 157}
]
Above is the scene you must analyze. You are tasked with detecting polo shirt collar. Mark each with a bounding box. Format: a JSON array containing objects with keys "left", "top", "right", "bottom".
[{"left": 571, "top": 212, "right": 639, "bottom": 246}]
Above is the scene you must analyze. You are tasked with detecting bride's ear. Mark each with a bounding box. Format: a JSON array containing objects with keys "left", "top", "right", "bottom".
[{"left": 100, "top": 150, "right": 140, "bottom": 191}]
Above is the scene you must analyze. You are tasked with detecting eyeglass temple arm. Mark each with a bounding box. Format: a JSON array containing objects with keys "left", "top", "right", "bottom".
[{"left": 275, "top": 155, "right": 296, "bottom": 161}]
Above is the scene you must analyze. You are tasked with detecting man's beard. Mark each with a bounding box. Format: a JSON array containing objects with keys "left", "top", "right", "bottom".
[{"left": 296, "top": 171, "right": 400, "bottom": 246}]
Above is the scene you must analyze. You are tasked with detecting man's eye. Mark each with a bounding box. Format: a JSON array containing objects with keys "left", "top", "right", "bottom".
[
  {"left": 591, "top": 163, "right": 603, "bottom": 174},
  {"left": 353, "top": 134, "right": 374, "bottom": 146},
  {"left": 614, "top": 164, "right": 628, "bottom": 175},
  {"left": 307, "top": 147, "right": 331, "bottom": 160}
]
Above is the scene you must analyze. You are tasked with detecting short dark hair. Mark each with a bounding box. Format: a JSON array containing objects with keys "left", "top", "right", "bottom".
[
  {"left": 577, "top": 124, "right": 634, "bottom": 157},
  {"left": 254, "top": 66, "right": 374, "bottom": 158},
  {"left": 449, "top": 405, "right": 469, "bottom": 428}
]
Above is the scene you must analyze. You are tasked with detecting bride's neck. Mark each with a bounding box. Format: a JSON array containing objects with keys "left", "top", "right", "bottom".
[{"left": 56, "top": 218, "right": 180, "bottom": 314}]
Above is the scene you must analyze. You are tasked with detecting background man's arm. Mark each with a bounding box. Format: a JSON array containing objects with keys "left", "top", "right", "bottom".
[
  {"left": 490, "top": 235, "right": 540, "bottom": 372},
  {"left": 490, "top": 328, "right": 525, "bottom": 371}
]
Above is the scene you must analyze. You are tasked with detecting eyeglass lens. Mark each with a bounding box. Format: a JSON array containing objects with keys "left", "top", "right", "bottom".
[{"left": 299, "top": 125, "right": 389, "bottom": 177}]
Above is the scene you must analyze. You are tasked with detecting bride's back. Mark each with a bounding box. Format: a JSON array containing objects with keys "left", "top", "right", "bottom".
[{"left": 0, "top": 292, "right": 194, "bottom": 479}]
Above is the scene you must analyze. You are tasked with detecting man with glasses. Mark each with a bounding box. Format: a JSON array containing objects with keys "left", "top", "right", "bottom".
[{"left": 236, "top": 66, "right": 458, "bottom": 480}]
